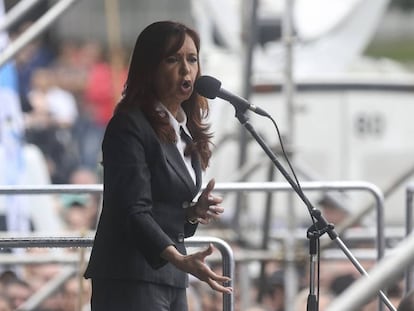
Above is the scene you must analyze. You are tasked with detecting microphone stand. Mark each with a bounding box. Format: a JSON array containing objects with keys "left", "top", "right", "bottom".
[{"left": 232, "top": 107, "right": 395, "bottom": 311}]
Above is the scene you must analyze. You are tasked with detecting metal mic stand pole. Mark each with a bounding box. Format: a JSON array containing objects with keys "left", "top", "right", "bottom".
[{"left": 232, "top": 108, "right": 396, "bottom": 311}]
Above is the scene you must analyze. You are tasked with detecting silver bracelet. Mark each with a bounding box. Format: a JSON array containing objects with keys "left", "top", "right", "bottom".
[{"left": 183, "top": 201, "right": 199, "bottom": 224}]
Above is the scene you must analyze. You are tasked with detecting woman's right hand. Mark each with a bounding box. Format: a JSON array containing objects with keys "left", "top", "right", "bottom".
[
  {"left": 161, "top": 244, "right": 233, "bottom": 294},
  {"left": 187, "top": 178, "right": 224, "bottom": 224}
]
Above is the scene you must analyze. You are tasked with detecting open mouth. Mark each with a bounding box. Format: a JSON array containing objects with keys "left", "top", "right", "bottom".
[{"left": 182, "top": 80, "right": 192, "bottom": 90}]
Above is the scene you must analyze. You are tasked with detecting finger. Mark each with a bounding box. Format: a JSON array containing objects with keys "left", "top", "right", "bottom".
[
  {"left": 210, "top": 283, "right": 232, "bottom": 294},
  {"left": 200, "top": 263, "right": 232, "bottom": 284},
  {"left": 202, "top": 178, "right": 215, "bottom": 196},
  {"left": 205, "top": 211, "right": 221, "bottom": 222},
  {"left": 208, "top": 205, "right": 224, "bottom": 215},
  {"left": 207, "top": 279, "right": 233, "bottom": 294},
  {"left": 200, "top": 243, "right": 214, "bottom": 258},
  {"left": 210, "top": 273, "right": 231, "bottom": 283},
  {"left": 207, "top": 194, "right": 223, "bottom": 205},
  {"left": 198, "top": 218, "right": 210, "bottom": 225}
]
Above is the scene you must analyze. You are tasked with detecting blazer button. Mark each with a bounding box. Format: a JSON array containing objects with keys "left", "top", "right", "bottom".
[{"left": 177, "top": 233, "right": 185, "bottom": 243}]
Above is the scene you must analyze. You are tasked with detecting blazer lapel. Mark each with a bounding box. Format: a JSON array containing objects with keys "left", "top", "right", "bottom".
[
  {"left": 192, "top": 153, "right": 202, "bottom": 190},
  {"left": 161, "top": 142, "right": 198, "bottom": 195}
]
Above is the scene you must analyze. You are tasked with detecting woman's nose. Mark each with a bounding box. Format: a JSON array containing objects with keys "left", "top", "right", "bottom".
[{"left": 180, "top": 61, "right": 190, "bottom": 74}]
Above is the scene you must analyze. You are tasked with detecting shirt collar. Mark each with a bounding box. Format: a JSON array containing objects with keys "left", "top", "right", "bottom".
[{"left": 156, "top": 103, "right": 192, "bottom": 139}]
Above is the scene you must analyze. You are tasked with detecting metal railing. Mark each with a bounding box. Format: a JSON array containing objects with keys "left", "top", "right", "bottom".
[
  {"left": 0, "top": 181, "right": 385, "bottom": 311},
  {"left": 0, "top": 184, "right": 236, "bottom": 311},
  {"left": 0, "top": 0, "right": 81, "bottom": 67},
  {"left": 320, "top": 183, "right": 414, "bottom": 311},
  {"left": 0, "top": 236, "right": 234, "bottom": 311},
  {"left": 405, "top": 184, "right": 414, "bottom": 292},
  {"left": 212, "top": 181, "right": 385, "bottom": 259},
  {"left": 0, "top": 181, "right": 386, "bottom": 259},
  {"left": 326, "top": 231, "right": 414, "bottom": 311},
  {"left": 213, "top": 181, "right": 386, "bottom": 311}
]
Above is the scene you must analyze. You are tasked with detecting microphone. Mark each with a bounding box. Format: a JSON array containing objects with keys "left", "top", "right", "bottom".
[{"left": 194, "top": 75, "right": 269, "bottom": 117}]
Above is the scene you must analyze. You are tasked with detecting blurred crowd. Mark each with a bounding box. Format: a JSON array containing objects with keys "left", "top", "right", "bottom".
[
  {"left": 0, "top": 244, "right": 409, "bottom": 311},
  {"left": 13, "top": 25, "right": 127, "bottom": 184},
  {"left": 184, "top": 250, "right": 406, "bottom": 311},
  {"left": 0, "top": 17, "right": 127, "bottom": 310},
  {"left": 0, "top": 18, "right": 129, "bottom": 228}
]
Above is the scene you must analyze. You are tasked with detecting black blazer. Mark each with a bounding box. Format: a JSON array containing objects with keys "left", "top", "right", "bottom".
[{"left": 84, "top": 106, "right": 202, "bottom": 289}]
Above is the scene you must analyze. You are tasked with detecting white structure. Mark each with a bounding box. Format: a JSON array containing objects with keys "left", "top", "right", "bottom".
[{"left": 193, "top": 0, "right": 414, "bottom": 227}]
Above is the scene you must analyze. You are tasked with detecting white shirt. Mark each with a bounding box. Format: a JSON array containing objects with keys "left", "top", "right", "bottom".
[{"left": 157, "top": 104, "right": 196, "bottom": 184}]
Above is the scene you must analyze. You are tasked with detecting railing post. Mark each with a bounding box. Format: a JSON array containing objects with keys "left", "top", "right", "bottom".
[
  {"left": 405, "top": 185, "right": 414, "bottom": 293},
  {"left": 186, "top": 236, "right": 235, "bottom": 311}
]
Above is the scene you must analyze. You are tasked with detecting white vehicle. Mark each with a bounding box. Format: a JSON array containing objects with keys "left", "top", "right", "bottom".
[{"left": 192, "top": 0, "right": 414, "bottom": 228}]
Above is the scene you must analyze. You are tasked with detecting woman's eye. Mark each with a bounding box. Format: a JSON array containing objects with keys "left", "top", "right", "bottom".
[
  {"left": 188, "top": 56, "right": 198, "bottom": 63},
  {"left": 166, "top": 56, "right": 178, "bottom": 63}
]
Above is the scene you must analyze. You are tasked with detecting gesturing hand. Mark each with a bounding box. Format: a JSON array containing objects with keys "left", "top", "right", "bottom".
[
  {"left": 190, "top": 178, "right": 224, "bottom": 224},
  {"left": 174, "top": 244, "right": 232, "bottom": 294}
]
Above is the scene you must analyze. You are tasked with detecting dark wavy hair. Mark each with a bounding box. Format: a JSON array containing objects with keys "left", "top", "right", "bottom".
[{"left": 115, "top": 20, "right": 212, "bottom": 170}]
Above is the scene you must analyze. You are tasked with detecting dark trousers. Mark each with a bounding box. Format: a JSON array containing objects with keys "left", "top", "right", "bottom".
[{"left": 91, "top": 279, "right": 188, "bottom": 311}]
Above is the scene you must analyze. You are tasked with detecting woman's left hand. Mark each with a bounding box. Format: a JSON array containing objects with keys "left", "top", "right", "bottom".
[
  {"left": 188, "top": 178, "right": 224, "bottom": 224},
  {"left": 161, "top": 244, "right": 232, "bottom": 294}
]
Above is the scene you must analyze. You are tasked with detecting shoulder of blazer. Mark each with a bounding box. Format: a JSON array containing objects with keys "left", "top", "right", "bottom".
[
  {"left": 108, "top": 107, "right": 157, "bottom": 142},
  {"left": 103, "top": 107, "right": 162, "bottom": 160}
]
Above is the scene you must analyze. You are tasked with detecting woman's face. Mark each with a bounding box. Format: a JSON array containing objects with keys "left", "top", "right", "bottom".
[{"left": 154, "top": 34, "right": 199, "bottom": 116}]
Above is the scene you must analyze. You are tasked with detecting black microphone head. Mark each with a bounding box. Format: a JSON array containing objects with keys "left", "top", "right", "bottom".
[{"left": 194, "top": 75, "right": 222, "bottom": 99}]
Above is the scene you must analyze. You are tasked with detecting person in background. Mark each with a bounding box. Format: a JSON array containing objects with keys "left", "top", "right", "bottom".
[
  {"left": 263, "top": 270, "right": 285, "bottom": 311},
  {"left": 294, "top": 288, "right": 333, "bottom": 311},
  {"left": 66, "top": 167, "right": 101, "bottom": 230},
  {"left": 61, "top": 275, "right": 91, "bottom": 311},
  {"left": 74, "top": 41, "right": 127, "bottom": 171},
  {"left": 84, "top": 20, "right": 232, "bottom": 311},
  {"left": 398, "top": 289, "right": 414, "bottom": 311},
  {"left": 10, "top": 21, "right": 54, "bottom": 113},
  {"left": 317, "top": 192, "right": 350, "bottom": 226},
  {"left": 329, "top": 273, "right": 357, "bottom": 296},
  {"left": 59, "top": 194, "right": 91, "bottom": 232},
  {"left": 3, "top": 277, "right": 32, "bottom": 310},
  {"left": 0, "top": 294, "right": 11, "bottom": 311},
  {"left": 25, "top": 67, "right": 80, "bottom": 184}
]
